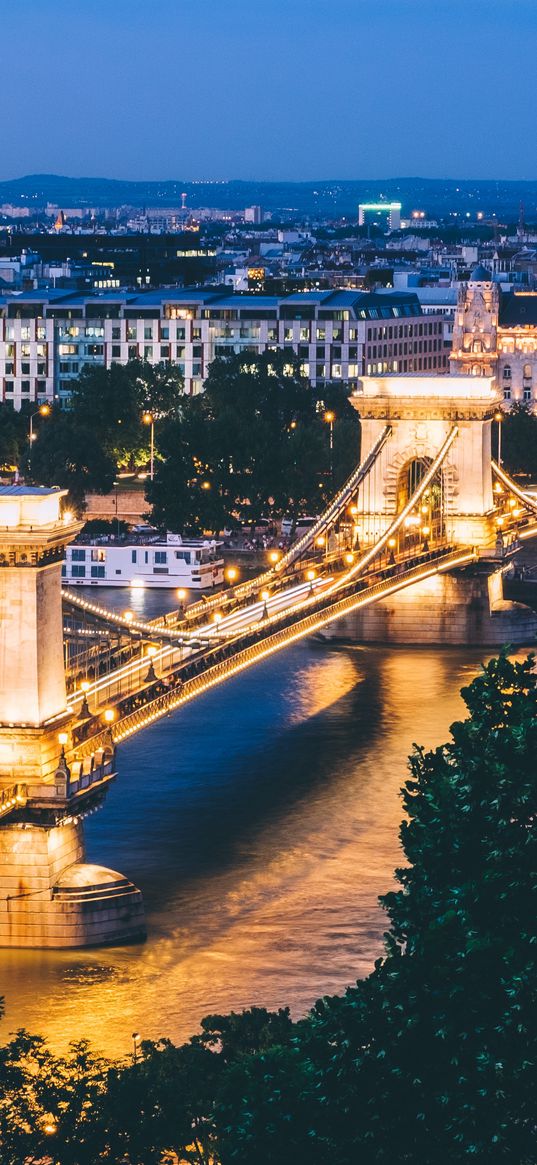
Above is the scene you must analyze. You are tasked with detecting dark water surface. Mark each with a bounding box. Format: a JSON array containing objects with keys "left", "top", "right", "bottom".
[{"left": 0, "top": 589, "right": 513, "bottom": 1059}]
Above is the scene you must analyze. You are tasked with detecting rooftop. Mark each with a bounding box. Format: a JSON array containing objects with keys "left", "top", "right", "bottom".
[
  {"left": 0, "top": 485, "right": 64, "bottom": 496},
  {"left": 499, "top": 291, "right": 537, "bottom": 328}
]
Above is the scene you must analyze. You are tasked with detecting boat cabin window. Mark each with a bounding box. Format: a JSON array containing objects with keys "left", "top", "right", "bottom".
[{"left": 154, "top": 551, "right": 167, "bottom": 564}]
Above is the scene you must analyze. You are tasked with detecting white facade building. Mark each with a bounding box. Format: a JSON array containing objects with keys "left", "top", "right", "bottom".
[{"left": 0, "top": 288, "right": 446, "bottom": 409}]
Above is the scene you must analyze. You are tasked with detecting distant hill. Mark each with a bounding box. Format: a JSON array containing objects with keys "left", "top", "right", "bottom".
[{"left": 1, "top": 173, "right": 537, "bottom": 219}]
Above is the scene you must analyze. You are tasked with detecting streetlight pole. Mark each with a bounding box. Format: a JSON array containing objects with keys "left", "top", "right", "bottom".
[
  {"left": 324, "top": 411, "right": 335, "bottom": 486},
  {"left": 28, "top": 403, "right": 51, "bottom": 471},
  {"left": 142, "top": 412, "right": 155, "bottom": 480},
  {"left": 493, "top": 410, "right": 503, "bottom": 463}
]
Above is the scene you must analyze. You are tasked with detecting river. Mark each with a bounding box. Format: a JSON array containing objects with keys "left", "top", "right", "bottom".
[{"left": 0, "top": 587, "right": 521, "bottom": 1059}]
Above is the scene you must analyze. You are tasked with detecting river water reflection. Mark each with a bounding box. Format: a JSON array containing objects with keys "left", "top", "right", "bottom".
[{"left": 0, "top": 589, "right": 516, "bottom": 1058}]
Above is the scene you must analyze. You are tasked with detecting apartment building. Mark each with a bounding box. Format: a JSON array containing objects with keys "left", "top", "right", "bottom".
[{"left": 0, "top": 288, "right": 447, "bottom": 409}]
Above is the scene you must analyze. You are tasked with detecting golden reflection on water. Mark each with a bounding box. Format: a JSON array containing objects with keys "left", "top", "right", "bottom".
[{"left": 0, "top": 643, "right": 517, "bottom": 1059}]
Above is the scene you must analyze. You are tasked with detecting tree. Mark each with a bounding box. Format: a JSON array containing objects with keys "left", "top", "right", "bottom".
[
  {"left": 147, "top": 352, "right": 360, "bottom": 532},
  {"left": 0, "top": 404, "right": 27, "bottom": 470},
  {"left": 70, "top": 359, "right": 184, "bottom": 469},
  {"left": 218, "top": 654, "right": 537, "bottom": 1163},
  {"left": 101, "top": 1039, "right": 221, "bottom": 1165},
  {"left": 0, "top": 1032, "right": 108, "bottom": 1165},
  {"left": 501, "top": 403, "right": 537, "bottom": 477},
  {"left": 30, "top": 412, "right": 116, "bottom": 510}
]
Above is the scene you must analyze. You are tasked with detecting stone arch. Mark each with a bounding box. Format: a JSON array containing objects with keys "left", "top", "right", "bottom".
[{"left": 382, "top": 443, "right": 459, "bottom": 516}]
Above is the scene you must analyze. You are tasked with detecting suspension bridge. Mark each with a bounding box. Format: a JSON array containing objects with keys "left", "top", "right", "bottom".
[{"left": 1, "top": 372, "right": 536, "bottom": 947}]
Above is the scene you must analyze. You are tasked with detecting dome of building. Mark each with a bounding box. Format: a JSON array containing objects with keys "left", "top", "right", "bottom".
[
  {"left": 55, "top": 863, "right": 126, "bottom": 888},
  {"left": 469, "top": 264, "right": 492, "bottom": 282}
]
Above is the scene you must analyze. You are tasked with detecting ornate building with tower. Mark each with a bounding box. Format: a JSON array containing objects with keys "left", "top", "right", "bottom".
[{"left": 451, "top": 265, "right": 537, "bottom": 405}]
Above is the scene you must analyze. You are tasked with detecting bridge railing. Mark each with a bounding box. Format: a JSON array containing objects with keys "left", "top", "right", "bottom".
[
  {"left": 323, "top": 424, "right": 459, "bottom": 597},
  {"left": 492, "top": 460, "right": 537, "bottom": 513},
  {"left": 71, "top": 545, "right": 475, "bottom": 759},
  {"left": 177, "top": 425, "right": 393, "bottom": 627}
]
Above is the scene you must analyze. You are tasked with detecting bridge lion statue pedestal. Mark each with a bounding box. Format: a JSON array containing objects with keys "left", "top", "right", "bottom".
[
  {"left": 322, "top": 375, "right": 537, "bottom": 646},
  {"left": 0, "top": 487, "right": 145, "bottom": 948}
]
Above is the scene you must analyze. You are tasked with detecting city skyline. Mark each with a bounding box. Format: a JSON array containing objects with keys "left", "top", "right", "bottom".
[{"left": 3, "top": 0, "right": 537, "bottom": 183}]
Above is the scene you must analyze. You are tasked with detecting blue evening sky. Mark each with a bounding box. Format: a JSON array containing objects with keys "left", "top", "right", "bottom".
[{"left": 3, "top": 0, "right": 536, "bottom": 182}]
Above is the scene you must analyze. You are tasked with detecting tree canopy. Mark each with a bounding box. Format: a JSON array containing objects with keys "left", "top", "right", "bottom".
[
  {"left": 69, "top": 358, "right": 184, "bottom": 468},
  {"left": 501, "top": 402, "right": 537, "bottom": 478},
  {"left": 147, "top": 350, "right": 359, "bottom": 532},
  {"left": 29, "top": 411, "right": 116, "bottom": 510}
]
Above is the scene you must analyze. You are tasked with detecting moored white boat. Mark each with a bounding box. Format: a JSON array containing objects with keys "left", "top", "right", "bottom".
[{"left": 62, "top": 533, "right": 224, "bottom": 589}]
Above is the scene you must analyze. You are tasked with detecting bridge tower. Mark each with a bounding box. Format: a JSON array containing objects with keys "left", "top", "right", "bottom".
[
  {"left": 0, "top": 486, "right": 144, "bottom": 948},
  {"left": 321, "top": 373, "right": 537, "bottom": 645},
  {"left": 354, "top": 373, "right": 498, "bottom": 548}
]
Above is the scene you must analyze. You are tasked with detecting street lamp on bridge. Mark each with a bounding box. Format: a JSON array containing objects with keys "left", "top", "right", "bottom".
[{"left": 494, "top": 410, "right": 504, "bottom": 468}]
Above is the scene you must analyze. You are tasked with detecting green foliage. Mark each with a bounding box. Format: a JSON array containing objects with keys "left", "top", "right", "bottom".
[
  {"left": 147, "top": 351, "right": 359, "bottom": 533},
  {"left": 0, "top": 403, "right": 27, "bottom": 469},
  {"left": 501, "top": 402, "right": 537, "bottom": 477},
  {"left": 101, "top": 1039, "right": 221, "bottom": 1165},
  {"left": 81, "top": 518, "right": 131, "bottom": 538},
  {"left": 69, "top": 358, "right": 184, "bottom": 468},
  {"left": 300, "top": 652, "right": 537, "bottom": 1163},
  {"left": 0, "top": 1032, "right": 108, "bottom": 1165},
  {"left": 29, "top": 411, "right": 116, "bottom": 511}
]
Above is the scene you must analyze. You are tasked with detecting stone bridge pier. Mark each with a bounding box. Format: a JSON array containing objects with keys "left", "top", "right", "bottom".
[{"left": 0, "top": 486, "right": 145, "bottom": 948}]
